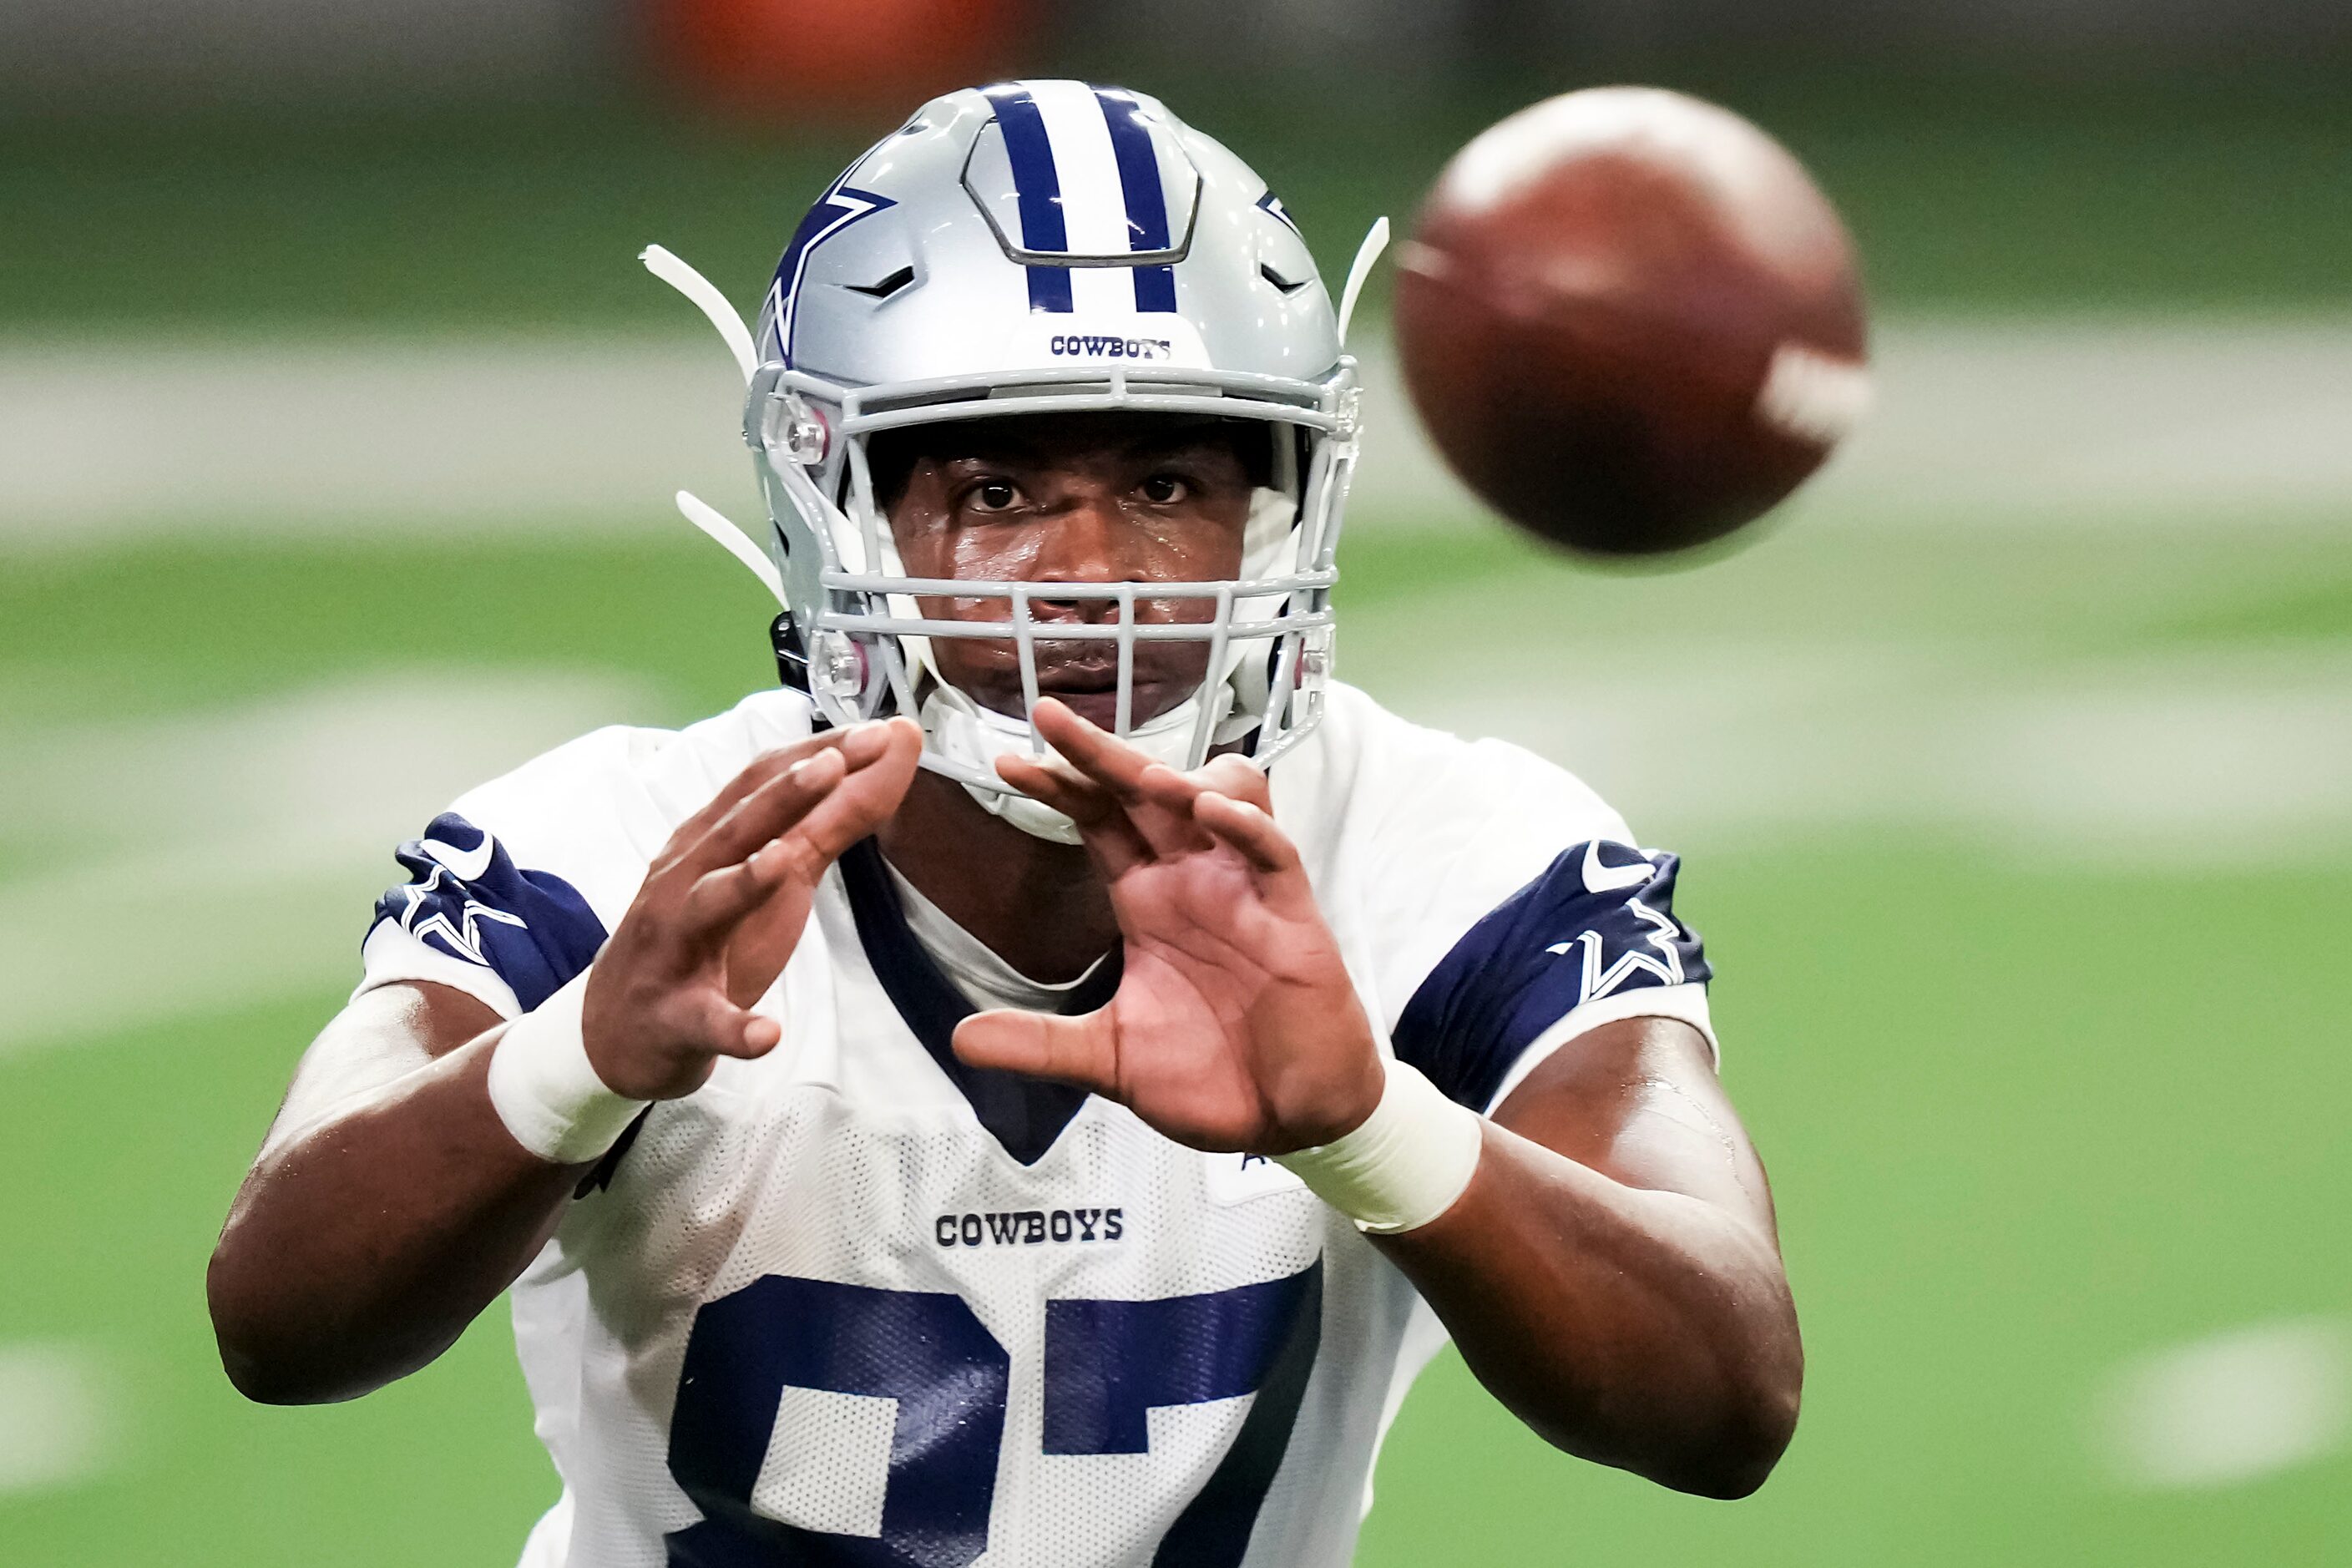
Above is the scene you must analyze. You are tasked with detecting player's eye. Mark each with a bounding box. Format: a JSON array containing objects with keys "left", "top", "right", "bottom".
[
  {"left": 1140, "top": 474, "right": 1189, "bottom": 505},
  {"left": 967, "top": 479, "right": 1020, "bottom": 513}
]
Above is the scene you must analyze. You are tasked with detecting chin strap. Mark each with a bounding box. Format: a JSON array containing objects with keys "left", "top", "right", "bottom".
[
  {"left": 918, "top": 676, "right": 1083, "bottom": 843},
  {"left": 921, "top": 675, "right": 1243, "bottom": 847}
]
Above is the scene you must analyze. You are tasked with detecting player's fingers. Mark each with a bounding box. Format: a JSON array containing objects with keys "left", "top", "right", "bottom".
[
  {"left": 670, "top": 740, "right": 884, "bottom": 946},
  {"left": 1129, "top": 759, "right": 1224, "bottom": 818},
  {"left": 1029, "top": 698, "right": 1163, "bottom": 800},
  {"left": 831, "top": 716, "right": 900, "bottom": 772},
  {"left": 650, "top": 729, "right": 850, "bottom": 878},
  {"left": 664, "top": 741, "right": 858, "bottom": 888},
  {"left": 1192, "top": 754, "right": 1273, "bottom": 814},
  {"left": 725, "top": 880, "right": 817, "bottom": 1008},
  {"left": 670, "top": 748, "right": 851, "bottom": 908},
  {"left": 711, "top": 718, "right": 898, "bottom": 856},
  {"left": 680, "top": 720, "right": 898, "bottom": 885},
  {"left": 671, "top": 754, "right": 847, "bottom": 932},
  {"left": 764, "top": 718, "right": 924, "bottom": 882},
  {"left": 994, "top": 755, "right": 1151, "bottom": 878},
  {"left": 951, "top": 1008, "right": 1119, "bottom": 1093},
  {"left": 1025, "top": 701, "right": 1211, "bottom": 858},
  {"left": 994, "top": 752, "right": 1120, "bottom": 827},
  {"left": 674, "top": 843, "right": 793, "bottom": 949},
  {"left": 1120, "top": 762, "right": 1228, "bottom": 858},
  {"left": 693, "top": 708, "right": 909, "bottom": 888},
  {"left": 1192, "top": 790, "right": 1302, "bottom": 878}
]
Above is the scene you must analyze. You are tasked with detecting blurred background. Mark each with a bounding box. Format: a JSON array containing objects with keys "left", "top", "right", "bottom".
[{"left": 3, "top": 1, "right": 2348, "bottom": 1562}]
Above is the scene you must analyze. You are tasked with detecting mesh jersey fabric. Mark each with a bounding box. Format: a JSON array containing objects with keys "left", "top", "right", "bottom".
[{"left": 356, "top": 681, "right": 1715, "bottom": 1567}]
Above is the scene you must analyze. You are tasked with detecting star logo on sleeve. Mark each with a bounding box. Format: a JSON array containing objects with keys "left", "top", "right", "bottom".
[
  {"left": 1542, "top": 842, "right": 1691, "bottom": 1004},
  {"left": 1545, "top": 900, "right": 1689, "bottom": 1004},
  {"left": 371, "top": 812, "right": 608, "bottom": 1010},
  {"left": 395, "top": 853, "right": 529, "bottom": 969}
]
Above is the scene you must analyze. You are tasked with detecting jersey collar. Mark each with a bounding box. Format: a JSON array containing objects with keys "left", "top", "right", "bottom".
[{"left": 837, "top": 837, "right": 1120, "bottom": 1164}]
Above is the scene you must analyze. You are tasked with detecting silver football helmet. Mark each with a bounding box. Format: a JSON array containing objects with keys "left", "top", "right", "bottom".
[{"left": 654, "top": 80, "right": 1384, "bottom": 842}]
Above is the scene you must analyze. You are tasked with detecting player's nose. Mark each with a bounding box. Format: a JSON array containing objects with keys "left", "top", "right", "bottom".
[{"left": 1025, "top": 488, "right": 1141, "bottom": 623}]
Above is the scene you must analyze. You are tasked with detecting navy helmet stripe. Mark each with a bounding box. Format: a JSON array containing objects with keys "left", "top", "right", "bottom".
[
  {"left": 988, "top": 87, "right": 1069, "bottom": 250},
  {"left": 1095, "top": 90, "right": 1172, "bottom": 249},
  {"left": 1130, "top": 262, "right": 1177, "bottom": 313},
  {"left": 1096, "top": 90, "right": 1179, "bottom": 312},
  {"left": 984, "top": 84, "right": 1075, "bottom": 313},
  {"left": 1028, "top": 266, "right": 1075, "bottom": 316}
]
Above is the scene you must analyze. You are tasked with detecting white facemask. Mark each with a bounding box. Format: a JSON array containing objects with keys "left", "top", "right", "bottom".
[{"left": 906, "top": 484, "right": 1300, "bottom": 843}]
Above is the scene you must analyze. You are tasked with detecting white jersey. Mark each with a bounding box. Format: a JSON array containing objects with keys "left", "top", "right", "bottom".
[{"left": 357, "top": 681, "right": 1714, "bottom": 1568}]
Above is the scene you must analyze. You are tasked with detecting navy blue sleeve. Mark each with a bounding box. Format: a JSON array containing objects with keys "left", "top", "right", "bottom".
[
  {"left": 368, "top": 812, "right": 609, "bottom": 1012},
  {"left": 1392, "top": 841, "right": 1710, "bottom": 1111}
]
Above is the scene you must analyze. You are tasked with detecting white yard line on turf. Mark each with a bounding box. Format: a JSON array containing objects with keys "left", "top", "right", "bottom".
[
  {"left": 3, "top": 319, "right": 2350, "bottom": 547},
  {"left": 1373, "top": 645, "right": 2352, "bottom": 867},
  {"left": 0, "top": 672, "right": 644, "bottom": 1056},
  {"left": 2092, "top": 1318, "right": 2351, "bottom": 1489},
  {"left": 0, "top": 336, "right": 762, "bottom": 546},
  {"left": 0, "top": 1342, "right": 121, "bottom": 1495}
]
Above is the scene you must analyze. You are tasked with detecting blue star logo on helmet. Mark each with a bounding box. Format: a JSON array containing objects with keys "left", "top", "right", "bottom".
[{"left": 764, "top": 180, "right": 897, "bottom": 367}]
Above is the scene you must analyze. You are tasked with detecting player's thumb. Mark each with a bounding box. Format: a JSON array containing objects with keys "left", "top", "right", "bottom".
[
  {"left": 681, "top": 989, "right": 782, "bottom": 1064},
  {"left": 952, "top": 1009, "right": 1115, "bottom": 1092}
]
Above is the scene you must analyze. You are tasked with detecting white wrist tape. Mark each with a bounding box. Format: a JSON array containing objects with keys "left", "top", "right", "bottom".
[
  {"left": 485, "top": 970, "right": 648, "bottom": 1166},
  {"left": 1276, "top": 1060, "right": 1485, "bottom": 1234}
]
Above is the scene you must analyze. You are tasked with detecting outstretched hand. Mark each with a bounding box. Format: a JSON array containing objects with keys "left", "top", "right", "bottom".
[
  {"left": 584, "top": 718, "right": 923, "bottom": 1100},
  {"left": 952, "top": 700, "right": 1384, "bottom": 1155}
]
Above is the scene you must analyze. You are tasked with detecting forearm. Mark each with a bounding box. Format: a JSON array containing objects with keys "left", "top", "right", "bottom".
[
  {"left": 1373, "top": 1119, "right": 1801, "bottom": 1498},
  {"left": 208, "top": 1033, "right": 582, "bottom": 1404}
]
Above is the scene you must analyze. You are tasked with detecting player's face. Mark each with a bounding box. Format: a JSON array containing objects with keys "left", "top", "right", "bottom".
[{"left": 883, "top": 414, "right": 1257, "bottom": 731}]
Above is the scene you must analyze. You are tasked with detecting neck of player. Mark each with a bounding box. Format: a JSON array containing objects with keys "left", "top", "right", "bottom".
[{"left": 876, "top": 767, "right": 1116, "bottom": 986}]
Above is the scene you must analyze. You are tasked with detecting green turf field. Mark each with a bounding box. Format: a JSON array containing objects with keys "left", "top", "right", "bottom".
[
  {"left": 4, "top": 59, "right": 2349, "bottom": 1565},
  {"left": 1, "top": 506, "right": 2346, "bottom": 1564}
]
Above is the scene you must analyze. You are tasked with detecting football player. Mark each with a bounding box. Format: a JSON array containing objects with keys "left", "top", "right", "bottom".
[{"left": 210, "top": 81, "right": 1799, "bottom": 1567}]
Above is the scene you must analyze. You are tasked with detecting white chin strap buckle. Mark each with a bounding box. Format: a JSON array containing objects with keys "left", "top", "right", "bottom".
[
  {"left": 918, "top": 680, "right": 1237, "bottom": 847},
  {"left": 970, "top": 778, "right": 1085, "bottom": 846},
  {"left": 919, "top": 688, "right": 1084, "bottom": 845}
]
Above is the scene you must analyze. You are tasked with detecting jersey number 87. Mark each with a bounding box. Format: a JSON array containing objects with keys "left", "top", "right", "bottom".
[{"left": 665, "top": 1263, "right": 1323, "bottom": 1566}]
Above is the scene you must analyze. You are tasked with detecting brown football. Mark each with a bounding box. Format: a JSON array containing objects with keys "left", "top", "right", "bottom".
[{"left": 1393, "top": 87, "right": 1871, "bottom": 557}]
